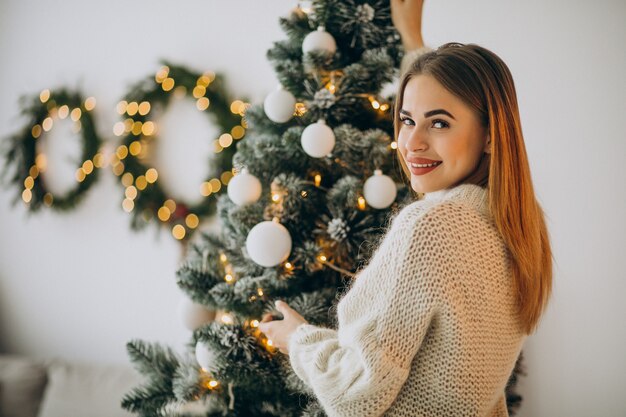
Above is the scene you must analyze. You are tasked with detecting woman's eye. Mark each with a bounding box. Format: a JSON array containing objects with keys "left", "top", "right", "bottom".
[
  {"left": 400, "top": 117, "right": 414, "bottom": 126},
  {"left": 432, "top": 119, "right": 449, "bottom": 129}
]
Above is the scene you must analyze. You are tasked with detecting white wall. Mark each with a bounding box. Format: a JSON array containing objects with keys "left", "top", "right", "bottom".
[{"left": 1, "top": 1, "right": 624, "bottom": 416}]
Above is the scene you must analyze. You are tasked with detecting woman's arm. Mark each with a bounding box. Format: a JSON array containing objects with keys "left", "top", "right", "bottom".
[
  {"left": 391, "top": 0, "right": 425, "bottom": 50},
  {"left": 287, "top": 205, "right": 443, "bottom": 417}
]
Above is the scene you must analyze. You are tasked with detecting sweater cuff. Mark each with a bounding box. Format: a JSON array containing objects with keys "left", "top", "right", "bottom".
[{"left": 400, "top": 45, "right": 434, "bottom": 77}]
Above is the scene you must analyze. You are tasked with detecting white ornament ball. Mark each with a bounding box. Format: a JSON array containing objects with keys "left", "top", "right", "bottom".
[
  {"left": 363, "top": 170, "right": 397, "bottom": 209},
  {"left": 302, "top": 26, "right": 337, "bottom": 55},
  {"left": 227, "top": 170, "right": 262, "bottom": 206},
  {"left": 301, "top": 119, "right": 336, "bottom": 158},
  {"left": 263, "top": 87, "right": 296, "bottom": 123},
  {"left": 245, "top": 220, "right": 292, "bottom": 267},
  {"left": 195, "top": 341, "right": 217, "bottom": 371},
  {"left": 178, "top": 297, "right": 216, "bottom": 331}
]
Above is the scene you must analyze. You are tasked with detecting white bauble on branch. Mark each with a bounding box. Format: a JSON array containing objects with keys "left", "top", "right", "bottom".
[
  {"left": 302, "top": 26, "right": 337, "bottom": 55},
  {"left": 178, "top": 297, "right": 216, "bottom": 331},
  {"left": 263, "top": 86, "right": 296, "bottom": 123},
  {"left": 245, "top": 220, "right": 292, "bottom": 267},
  {"left": 363, "top": 170, "right": 397, "bottom": 209},
  {"left": 301, "top": 119, "right": 335, "bottom": 158},
  {"left": 195, "top": 341, "right": 217, "bottom": 371},
  {"left": 227, "top": 169, "right": 262, "bottom": 206}
]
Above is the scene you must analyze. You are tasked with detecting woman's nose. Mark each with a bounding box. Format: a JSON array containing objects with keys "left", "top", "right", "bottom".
[{"left": 405, "top": 128, "right": 428, "bottom": 153}]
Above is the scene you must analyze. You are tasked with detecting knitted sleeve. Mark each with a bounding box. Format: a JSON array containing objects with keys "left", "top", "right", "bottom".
[{"left": 288, "top": 202, "right": 446, "bottom": 417}]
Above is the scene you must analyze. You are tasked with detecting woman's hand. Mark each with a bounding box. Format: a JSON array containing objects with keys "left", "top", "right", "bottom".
[
  {"left": 391, "top": 0, "right": 425, "bottom": 50},
  {"left": 258, "top": 300, "right": 308, "bottom": 355}
]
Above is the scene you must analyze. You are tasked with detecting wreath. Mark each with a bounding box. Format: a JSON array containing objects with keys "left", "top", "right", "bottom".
[
  {"left": 113, "top": 61, "right": 247, "bottom": 241},
  {"left": 2, "top": 88, "right": 102, "bottom": 212}
]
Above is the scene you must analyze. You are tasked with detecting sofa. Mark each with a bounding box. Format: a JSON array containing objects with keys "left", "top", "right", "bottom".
[{"left": 0, "top": 354, "right": 143, "bottom": 417}]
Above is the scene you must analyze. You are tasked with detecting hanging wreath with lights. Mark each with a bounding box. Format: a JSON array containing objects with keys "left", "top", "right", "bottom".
[
  {"left": 2, "top": 88, "right": 102, "bottom": 212},
  {"left": 112, "top": 61, "right": 248, "bottom": 241}
]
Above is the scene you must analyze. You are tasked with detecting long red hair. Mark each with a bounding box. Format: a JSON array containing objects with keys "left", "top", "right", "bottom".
[{"left": 394, "top": 43, "right": 552, "bottom": 335}]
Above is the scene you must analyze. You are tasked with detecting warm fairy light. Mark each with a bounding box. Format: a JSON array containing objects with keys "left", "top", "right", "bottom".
[
  {"left": 24, "top": 176, "right": 34, "bottom": 189},
  {"left": 172, "top": 224, "right": 186, "bottom": 240},
  {"left": 164, "top": 199, "right": 176, "bottom": 212},
  {"left": 122, "top": 198, "right": 134, "bottom": 212},
  {"left": 82, "top": 160, "right": 94, "bottom": 174},
  {"left": 158, "top": 206, "right": 171, "bottom": 222},
  {"left": 70, "top": 108, "right": 82, "bottom": 121},
  {"left": 197, "top": 75, "right": 211, "bottom": 87},
  {"left": 371, "top": 100, "right": 380, "bottom": 109},
  {"left": 250, "top": 320, "right": 259, "bottom": 328},
  {"left": 129, "top": 141, "right": 142, "bottom": 156},
  {"left": 116, "top": 101, "right": 128, "bottom": 115},
  {"left": 155, "top": 67, "right": 169, "bottom": 83},
  {"left": 200, "top": 181, "right": 213, "bottom": 196},
  {"left": 22, "top": 189, "right": 32, "bottom": 203},
  {"left": 185, "top": 213, "right": 199, "bottom": 229},
  {"left": 40, "top": 89, "right": 50, "bottom": 103},
  {"left": 75, "top": 168, "right": 86, "bottom": 182},
  {"left": 93, "top": 153, "right": 104, "bottom": 168},
  {"left": 266, "top": 339, "right": 274, "bottom": 347},
  {"left": 220, "top": 253, "right": 228, "bottom": 262},
  {"left": 220, "top": 171, "right": 234, "bottom": 185},
  {"left": 42, "top": 117, "right": 53, "bottom": 131},
  {"left": 122, "top": 172, "right": 134, "bottom": 187},
  {"left": 301, "top": 190, "right": 308, "bottom": 198},
  {"left": 31, "top": 125, "right": 42, "bottom": 138},
  {"left": 209, "top": 178, "right": 221, "bottom": 192},
  {"left": 162, "top": 78, "right": 175, "bottom": 91},
  {"left": 126, "top": 102, "right": 139, "bottom": 116},
  {"left": 318, "top": 254, "right": 327, "bottom": 262},
  {"left": 314, "top": 174, "right": 322, "bottom": 187},
  {"left": 380, "top": 103, "right": 390, "bottom": 111},
  {"left": 218, "top": 133, "right": 233, "bottom": 148},
  {"left": 225, "top": 274, "right": 233, "bottom": 283},
  {"left": 390, "top": 141, "right": 398, "bottom": 150},
  {"left": 138, "top": 101, "right": 151, "bottom": 115},
  {"left": 43, "top": 193, "right": 53, "bottom": 206},
  {"left": 142, "top": 121, "right": 155, "bottom": 136},
  {"left": 271, "top": 193, "right": 281, "bottom": 202},
  {"left": 295, "top": 102, "right": 307, "bottom": 116},
  {"left": 231, "top": 125, "right": 245, "bottom": 139},
  {"left": 358, "top": 196, "right": 366, "bottom": 210},
  {"left": 135, "top": 175, "right": 147, "bottom": 190},
  {"left": 208, "top": 380, "right": 219, "bottom": 389},
  {"left": 326, "top": 83, "right": 336, "bottom": 94},
  {"left": 230, "top": 100, "right": 246, "bottom": 115},
  {"left": 197, "top": 97, "right": 210, "bottom": 111},
  {"left": 58, "top": 105, "right": 69, "bottom": 119},
  {"left": 221, "top": 313, "right": 234, "bottom": 324},
  {"left": 131, "top": 121, "right": 143, "bottom": 136},
  {"left": 113, "top": 122, "right": 125, "bottom": 136},
  {"left": 125, "top": 186, "right": 138, "bottom": 200},
  {"left": 35, "top": 154, "right": 47, "bottom": 172},
  {"left": 29, "top": 165, "right": 39, "bottom": 178},
  {"left": 116, "top": 145, "right": 129, "bottom": 160},
  {"left": 193, "top": 86, "right": 206, "bottom": 98},
  {"left": 213, "top": 140, "right": 224, "bottom": 153},
  {"left": 145, "top": 168, "right": 158, "bottom": 183},
  {"left": 112, "top": 162, "right": 125, "bottom": 176},
  {"left": 298, "top": 1, "right": 313, "bottom": 14},
  {"left": 257, "top": 288, "right": 264, "bottom": 296},
  {"left": 123, "top": 118, "right": 134, "bottom": 132},
  {"left": 85, "top": 97, "right": 96, "bottom": 111},
  {"left": 284, "top": 262, "right": 293, "bottom": 270}
]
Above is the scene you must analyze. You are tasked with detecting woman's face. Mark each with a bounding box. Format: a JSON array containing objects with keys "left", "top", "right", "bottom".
[{"left": 397, "top": 74, "right": 490, "bottom": 194}]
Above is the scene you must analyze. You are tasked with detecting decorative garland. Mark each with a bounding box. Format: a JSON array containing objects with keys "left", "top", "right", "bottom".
[
  {"left": 113, "top": 61, "right": 247, "bottom": 241},
  {"left": 2, "top": 88, "right": 102, "bottom": 212}
]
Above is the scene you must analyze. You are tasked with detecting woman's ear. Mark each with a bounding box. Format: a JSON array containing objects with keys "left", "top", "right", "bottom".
[{"left": 483, "top": 134, "right": 492, "bottom": 154}]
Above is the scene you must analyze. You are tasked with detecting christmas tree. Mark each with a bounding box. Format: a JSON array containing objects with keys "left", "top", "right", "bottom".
[{"left": 122, "top": 1, "right": 523, "bottom": 415}]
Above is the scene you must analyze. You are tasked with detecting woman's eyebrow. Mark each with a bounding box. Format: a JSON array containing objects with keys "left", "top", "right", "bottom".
[{"left": 400, "top": 109, "right": 456, "bottom": 120}]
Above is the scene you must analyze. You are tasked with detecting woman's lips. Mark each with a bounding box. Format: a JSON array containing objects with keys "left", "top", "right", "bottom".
[{"left": 407, "top": 158, "right": 443, "bottom": 175}]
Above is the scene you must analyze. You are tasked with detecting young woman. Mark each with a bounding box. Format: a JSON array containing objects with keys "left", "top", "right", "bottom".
[{"left": 259, "top": 1, "right": 552, "bottom": 416}]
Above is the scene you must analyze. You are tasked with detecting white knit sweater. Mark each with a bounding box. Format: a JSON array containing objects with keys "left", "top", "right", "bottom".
[{"left": 288, "top": 184, "right": 526, "bottom": 417}]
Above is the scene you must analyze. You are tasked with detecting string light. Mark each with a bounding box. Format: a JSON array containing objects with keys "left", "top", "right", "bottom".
[
  {"left": 207, "top": 380, "right": 219, "bottom": 389},
  {"left": 172, "top": 224, "right": 186, "bottom": 240},
  {"left": 357, "top": 196, "right": 366, "bottom": 210},
  {"left": 314, "top": 173, "right": 322, "bottom": 187},
  {"left": 250, "top": 320, "right": 260, "bottom": 328},
  {"left": 390, "top": 141, "right": 398, "bottom": 150}
]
